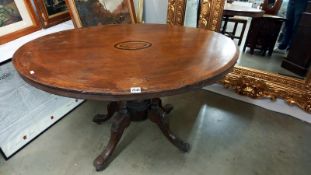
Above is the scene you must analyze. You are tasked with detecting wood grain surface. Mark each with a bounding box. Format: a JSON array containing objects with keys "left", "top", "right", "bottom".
[{"left": 13, "top": 24, "right": 239, "bottom": 101}]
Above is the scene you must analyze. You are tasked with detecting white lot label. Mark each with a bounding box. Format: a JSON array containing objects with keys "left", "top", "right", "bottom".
[{"left": 130, "top": 87, "right": 142, "bottom": 93}]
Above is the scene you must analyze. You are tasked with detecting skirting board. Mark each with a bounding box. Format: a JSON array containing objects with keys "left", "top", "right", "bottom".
[{"left": 204, "top": 84, "right": 311, "bottom": 123}]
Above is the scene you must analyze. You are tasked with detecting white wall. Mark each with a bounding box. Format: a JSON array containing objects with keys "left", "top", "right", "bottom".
[{"left": 143, "top": 0, "right": 167, "bottom": 23}]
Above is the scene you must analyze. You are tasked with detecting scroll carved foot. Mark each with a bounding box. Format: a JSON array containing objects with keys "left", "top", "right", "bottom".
[
  {"left": 93, "top": 102, "right": 120, "bottom": 124},
  {"left": 148, "top": 99, "right": 190, "bottom": 153},
  {"left": 93, "top": 103, "right": 130, "bottom": 171}
]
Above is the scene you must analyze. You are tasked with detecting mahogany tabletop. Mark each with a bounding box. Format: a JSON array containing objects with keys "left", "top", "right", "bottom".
[
  {"left": 13, "top": 24, "right": 239, "bottom": 101},
  {"left": 224, "top": 3, "right": 264, "bottom": 17}
]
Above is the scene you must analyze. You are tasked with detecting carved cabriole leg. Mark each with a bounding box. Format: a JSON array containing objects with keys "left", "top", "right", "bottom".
[
  {"left": 93, "top": 102, "right": 120, "bottom": 124},
  {"left": 93, "top": 99, "right": 191, "bottom": 171},
  {"left": 153, "top": 98, "right": 174, "bottom": 114},
  {"left": 93, "top": 102, "right": 130, "bottom": 171},
  {"left": 148, "top": 98, "right": 190, "bottom": 152}
]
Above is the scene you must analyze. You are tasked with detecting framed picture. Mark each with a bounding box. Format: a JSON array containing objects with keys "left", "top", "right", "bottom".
[
  {"left": 65, "top": 0, "right": 137, "bottom": 28},
  {"left": 34, "top": 0, "right": 71, "bottom": 28},
  {"left": 0, "top": 0, "right": 41, "bottom": 44}
]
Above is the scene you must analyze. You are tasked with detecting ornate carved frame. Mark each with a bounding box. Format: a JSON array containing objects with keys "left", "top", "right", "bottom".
[
  {"left": 167, "top": 0, "right": 224, "bottom": 31},
  {"left": 167, "top": 0, "right": 187, "bottom": 26},
  {"left": 198, "top": 0, "right": 224, "bottom": 31},
  {"left": 222, "top": 66, "right": 311, "bottom": 113},
  {"left": 167, "top": 0, "right": 311, "bottom": 113}
]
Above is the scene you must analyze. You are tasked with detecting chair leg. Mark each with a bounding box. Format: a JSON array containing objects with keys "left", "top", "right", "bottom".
[
  {"left": 222, "top": 16, "right": 229, "bottom": 34},
  {"left": 243, "top": 43, "right": 247, "bottom": 52},
  {"left": 238, "top": 21, "right": 247, "bottom": 46},
  {"left": 232, "top": 22, "right": 238, "bottom": 40}
]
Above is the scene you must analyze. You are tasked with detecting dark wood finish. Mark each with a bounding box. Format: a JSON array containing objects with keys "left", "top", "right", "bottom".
[
  {"left": 93, "top": 102, "right": 120, "bottom": 124},
  {"left": 93, "top": 98, "right": 188, "bottom": 171},
  {"left": 281, "top": 10, "right": 311, "bottom": 76},
  {"left": 223, "top": 17, "right": 247, "bottom": 46},
  {"left": 241, "top": 0, "right": 284, "bottom": 56},
  {"left": 148, "top": 98, "right": 190, "bottom": 152},
  {"left": 93, "top": 102, "right": 130, "bottom": 171},
  {"left": 34, "top": 0, "right": 71, "bottom": 28},
  {"left": 243, "top": 15, "right": 285, "bottom": 56},
  {"left": 65, "top": 0, "right": 136, "bottom": 124},
  {"left": 13, "top": 24, "right": 238, "bottom": 171},
  {"left": 0, "top": 0, "right": 41, "bottom": 44},
  {"left": 13, "top": 24, "right": 239, "bottom": 101}
]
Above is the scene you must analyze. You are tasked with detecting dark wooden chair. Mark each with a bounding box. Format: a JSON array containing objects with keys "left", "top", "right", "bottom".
[
  {"left": 223, "top": 16, "right": 248, "bottom": 46},
  {"left": 243, "top": 0, "right": 285, "bottom": 56},
  {"left": 220, "top": 1, "right": 249, "bottom": 46},
  {"left": 243, "top": 15, "right": 285, "bottom": 56}
]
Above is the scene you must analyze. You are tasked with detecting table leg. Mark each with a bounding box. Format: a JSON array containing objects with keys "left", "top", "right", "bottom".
[
  {"left": 93, "top": 98, "right": 190, "bottom": 171},
  {"left": 93, "top": 102, "right": 120, "bottom": 124},
  {"left": 154, "top": 98, "right": 174, "bottom": 114},
  {"left": 148, "top": 99, "right": 190, "bottom": 153},
  {"left": 93, "top": 102, "right": 130, "bottom": 171}
]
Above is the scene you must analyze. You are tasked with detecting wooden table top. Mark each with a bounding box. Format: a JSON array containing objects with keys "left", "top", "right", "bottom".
[
  {"left": 224, "top": 3, "right": 264, "bottom": 17},
  {"left": 13, "top": 24, "right": 239, "bottom": 101}
]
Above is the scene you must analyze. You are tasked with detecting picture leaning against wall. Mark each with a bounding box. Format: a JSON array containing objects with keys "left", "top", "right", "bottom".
[
  {"left": 65, "top": 0, "right": 136, "bottom": 28},
  {"left": 0, "top": 0, "right": 41, "bottom": 44},
  {"left": 0, "top": 0, "right": 22, "bottom": 27}
]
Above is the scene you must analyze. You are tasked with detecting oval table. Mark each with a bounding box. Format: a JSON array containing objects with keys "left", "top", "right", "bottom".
[{"left": 13, "top": 24, "right": 239, "bottom": 171}]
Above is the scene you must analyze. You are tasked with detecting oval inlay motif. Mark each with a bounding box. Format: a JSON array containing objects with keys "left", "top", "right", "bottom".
[{"left": 114, "top": 41, "right": 152, "bottom": 50}]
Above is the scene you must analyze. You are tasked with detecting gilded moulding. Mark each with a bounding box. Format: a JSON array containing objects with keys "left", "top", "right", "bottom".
[
  {"left": 198, "top": 0, "right": 224, "bottom": 31},
  {"left": 221, "top": 66, "right": 311, "bottom": 113},
  {"left": 167, "top": 0, "right": 187, "bottom": 26}
]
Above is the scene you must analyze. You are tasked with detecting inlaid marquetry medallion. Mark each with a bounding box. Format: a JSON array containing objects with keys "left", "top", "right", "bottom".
[{"left": 114, "top": 41, "right": 152, "bottom": 50}]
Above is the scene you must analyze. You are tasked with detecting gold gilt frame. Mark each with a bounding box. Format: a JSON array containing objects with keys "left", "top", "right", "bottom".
[
  {"left": 222, "top": 66, "right": 311, "bottom": 113},
  {"left": 198, "top": 0, "right": 224, "bottom": 31},
  {"left": 167, "top": 0, "right": 311, "bottom": 113},
  {"left": 167, "top": 0, "right": 224, "bottom": 31},
  {"left": 167, "top": 0, "right": 187, "bottom": 26}
]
